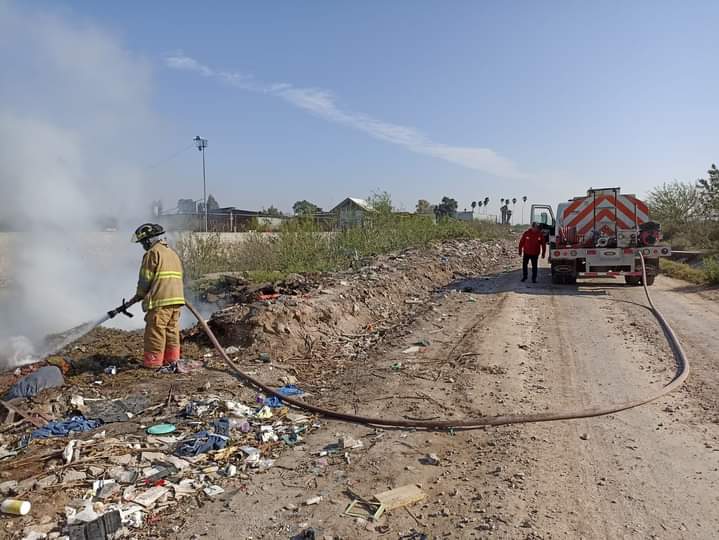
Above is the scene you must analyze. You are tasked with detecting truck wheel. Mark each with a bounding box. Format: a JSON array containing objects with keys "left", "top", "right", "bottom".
[
  {"left": 551, "top": 273, "right": 561, "bottom": 285},
  {"left": 644, "top": 275, "right": 655, "bottom": 286}
]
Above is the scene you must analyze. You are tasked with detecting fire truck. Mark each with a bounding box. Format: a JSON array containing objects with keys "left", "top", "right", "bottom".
[{"left": 530, "top": 188, "right": 671, "bottom": 286}]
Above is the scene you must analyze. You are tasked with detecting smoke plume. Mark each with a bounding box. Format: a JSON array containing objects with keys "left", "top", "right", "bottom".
[{"left": 0, "top": 1, "right": 162, "bottom": 369}]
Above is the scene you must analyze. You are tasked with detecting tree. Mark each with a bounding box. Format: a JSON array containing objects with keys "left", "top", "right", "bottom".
[
  {"left": 521, "top": 195, "right": 528, "bottom": 224},
  {"left": 471, "top": 201, "right": 477, "bottom": 212},
  {"left": 477, "top": 201, "right": 483, "bottom": 209},
  {"left": 648, "top": 181, "right": 702, "bottom": 225},
  {"left": 434, "top": 196, "right": 458, "bottom": 219},
  {"left": 511, "top": 198, "right": 517, "bottom": 224},
  {"left": 416, "top": 199, "right": 433, "bottom": 214},
  {"left": 262, "top": 205, "right": 284, "bottom": 217},
  {"left": 293, "top": 200, "right": 322, "bottom": 216},
  {"left": 206, "top": 194, "right": 220, "bottom": 212},
  {"left": 367, "top": 190, "right": 393, "bottom": 214},
  {"left": 483, "top": 197, "right": 490, "bottom": 214},
  {"left": 698, "top": 164, "right": 719, "bottom": 216}
]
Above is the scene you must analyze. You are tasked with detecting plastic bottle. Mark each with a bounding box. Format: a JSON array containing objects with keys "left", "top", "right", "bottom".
[{"left": 1, "top": 499, "right": 31, "bottom": 515}]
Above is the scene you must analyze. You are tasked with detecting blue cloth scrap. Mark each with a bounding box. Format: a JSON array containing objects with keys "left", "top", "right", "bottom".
[
  {"left": 175, "top": 431, "right": 228, "bottom": 457},
  {"left": 213, "top": 418, "right": 230, "bottom": 437},
  {"left": 264, "top": 396, "right": 283, "bottom": 408},
  {"left": 277, "top": 385, "right": 304, "bottom": 397},
  {"left": 31, "top": 416, "right": 101, "bottom": 439}
]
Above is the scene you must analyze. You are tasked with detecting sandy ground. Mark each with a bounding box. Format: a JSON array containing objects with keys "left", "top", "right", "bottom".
[{"left": 175, "top": 266, "right": 719, "bottom": 539}]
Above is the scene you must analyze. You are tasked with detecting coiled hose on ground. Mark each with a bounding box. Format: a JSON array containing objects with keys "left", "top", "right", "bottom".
[{"left": 186, "top": 253, "right": 688, "bottom": 429}]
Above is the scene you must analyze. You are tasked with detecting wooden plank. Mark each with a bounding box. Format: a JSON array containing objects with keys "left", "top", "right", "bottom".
[{"left": 373, "top": 484, "right": 427, "bottom": 510}]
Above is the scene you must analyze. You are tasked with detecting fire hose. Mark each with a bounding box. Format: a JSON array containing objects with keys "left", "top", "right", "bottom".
[{"left": 185, "top": 253, "right": 688, "bottom": 428}]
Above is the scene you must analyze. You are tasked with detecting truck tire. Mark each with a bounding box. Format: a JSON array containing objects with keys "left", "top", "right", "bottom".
[{"left": 644, "top": 275, "right": 655, "bottom": 286}]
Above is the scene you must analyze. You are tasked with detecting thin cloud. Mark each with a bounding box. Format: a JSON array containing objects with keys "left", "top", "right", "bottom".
[{"left": 164, "top": 54, "right": 526, "bottom": 179}]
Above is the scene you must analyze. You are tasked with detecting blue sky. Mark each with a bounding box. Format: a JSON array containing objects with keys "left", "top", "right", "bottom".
[{"left": 7, "top": 1, "right": 719, "bottom": 216}]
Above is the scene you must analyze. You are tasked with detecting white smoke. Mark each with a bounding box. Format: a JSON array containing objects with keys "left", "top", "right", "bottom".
[{"left": 0, "top": 1, "right": 163, "bottom": 369}]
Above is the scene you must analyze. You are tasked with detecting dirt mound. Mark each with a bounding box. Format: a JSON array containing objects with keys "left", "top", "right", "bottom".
[{"left": 201, "top": 239, "right": 515, "bottom": 363}]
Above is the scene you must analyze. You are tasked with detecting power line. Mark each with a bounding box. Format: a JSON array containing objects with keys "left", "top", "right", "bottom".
[{"left": 144, "top": 143, "right": 194, "bottom": 170}]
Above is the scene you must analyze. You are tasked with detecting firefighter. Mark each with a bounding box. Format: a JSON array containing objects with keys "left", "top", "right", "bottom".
[
  {"left": 518, "top": 222, "right": 546, "bottom": 283},
  {"left": 124, "top": 223, "right": 185, "bottom": 368}
]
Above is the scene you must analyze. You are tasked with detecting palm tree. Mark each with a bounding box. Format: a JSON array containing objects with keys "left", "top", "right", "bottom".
[
  {"left": 483, "top": 197, "right": 490, "bottom": 215},
  {"left": 471, "top": 201, "right": 477, "bottom": 213},
  {"left": 511, "top": 198, "right": 517, "bottom": 224},
  {"left": 521, "top": 195, "right": 527, "bottom": 224}
]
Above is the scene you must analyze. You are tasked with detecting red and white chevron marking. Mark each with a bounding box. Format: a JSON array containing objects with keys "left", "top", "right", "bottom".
[{"left": 561, "top": 195, "right": 649, "bottom": 236}]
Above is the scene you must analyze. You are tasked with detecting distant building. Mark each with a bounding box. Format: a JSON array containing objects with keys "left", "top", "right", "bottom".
[
  {"left": 159, "top": 204, "right": 287, "bottom": 232},
  {"left": 331, "top": 197, "right": 375, "bottom": 229},
  {"left": 456, "top": 209, "right": 479, "bottom": 222}
]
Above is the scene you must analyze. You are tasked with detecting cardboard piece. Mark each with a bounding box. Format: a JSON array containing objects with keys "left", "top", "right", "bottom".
[{"left": 373, "top": 484, "right": 427, "bottom": 510}]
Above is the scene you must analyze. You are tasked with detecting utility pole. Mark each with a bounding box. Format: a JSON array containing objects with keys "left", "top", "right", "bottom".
[{"left": 193, "top": 136, "right": 208, "bottom": 232}]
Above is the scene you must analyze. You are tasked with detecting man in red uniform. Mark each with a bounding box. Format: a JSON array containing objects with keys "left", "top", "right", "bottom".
[{"left": 518, "top": 222, "right": 546, "bottom": 283}]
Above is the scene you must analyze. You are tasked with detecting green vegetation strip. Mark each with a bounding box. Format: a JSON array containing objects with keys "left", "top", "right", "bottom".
[
  {"left": 177, "top": 216, "right": 509, "bottom": 281},
  {"left": 660, "top": 257, "right": 719, "bottom": 285}
]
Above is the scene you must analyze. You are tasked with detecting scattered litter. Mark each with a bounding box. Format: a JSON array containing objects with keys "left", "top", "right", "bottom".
[
  {"left": 339, "top": 435, "right": 364, "bottom": 450},
  {"left": 203, "top": 485, "right": 225, "bottom": 498},
  {"left": 373, "top": 484, "right": 427, "bottom": 510},
  {"left": 254, "top": 406, "right": 273, "bottom": 420},
  {"left": 184, "top": 399, "right": 219, "bottom": 418},
  {"left": 146, "top": 423, "right": 176, "bottom": 435},
  {"left": 69, "top": 395, "right": 85, "bottom": 408},
  {"left": 3, "top": 366, "right": 64, "bottom": 400},
  {"left": 580, "top": 433, "right": 589, "bottom": 441},
  {"left": 31, "top": 416, "right": 100, "bottom": 439},
  {"left": 1, "top": 498, "right": 31, "bottom": 515},
  {"left": 277, "top": 384, "right": 304, "bottom": 397},
  {"left": 421, "top": 453, "right": 440, "bottom": 466},
  {"left": 224, "top": 346, "right": 240, "bottom": 354},
  {"left": 222, "top": 464, "right": 237, "bottom": 477},
  {"left": 264, "top": 396, "right": 283, "bottom": 408},
  {"left": 402, "top": 346, "right": 424, "bottom": 354},
  {"left": 413, "top": 338, "right": 431, "bottom": 347},
  {"left": 175, "top": 431, "right": 228, "bottom": 457},
  {"left": 62, "top": 440, "right": 77, "bottom": 464},
  {"left": 131, "top": 485, "right": 169, "bottom": 508},
  {"left": 223, "top": 400, "right": 254, "bottom": 417},
  {"left": 305, "top": 496, "right": 322, "bottom": 506},
  {"left": 344, "top": 499, "right": 385, "bottom": 521},
  {"left": 66, "top": 509, "right": 122, "bottom": 539},
  {"left": 390, "top": 363, "right": 402, "bottom": 371},
  {"left": 258, "top": 352, "right": 271, "bottom": 363},
  {"left": 103, "top": 366, "right": 117, "bottom": 376}
]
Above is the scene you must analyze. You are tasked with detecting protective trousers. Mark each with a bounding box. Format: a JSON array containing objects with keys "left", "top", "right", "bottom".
[
  {"left": 522, "top": 254, "right": 539, "bottom": 282},
  {"left": 143, "top": 306, "right": 182, "bottom": 368}
]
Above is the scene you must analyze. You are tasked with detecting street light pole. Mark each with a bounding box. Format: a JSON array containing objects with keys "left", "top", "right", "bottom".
[{"left": 193, "top": 136, "right": 208, "bottom": 232}]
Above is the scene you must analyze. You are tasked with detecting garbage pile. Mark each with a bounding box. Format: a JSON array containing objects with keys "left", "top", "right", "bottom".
[{"left": 0, "top": 381, "right": 315, "bottom": 539}]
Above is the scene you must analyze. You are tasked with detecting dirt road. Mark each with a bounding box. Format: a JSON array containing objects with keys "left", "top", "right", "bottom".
[{"left": 181, "top": 266, "right": 719, "bottom": 539}]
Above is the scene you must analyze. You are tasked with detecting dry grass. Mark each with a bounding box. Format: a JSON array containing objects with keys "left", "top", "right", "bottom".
[{"left": 176, "top": 217, "right": 509, "bottom": 281}]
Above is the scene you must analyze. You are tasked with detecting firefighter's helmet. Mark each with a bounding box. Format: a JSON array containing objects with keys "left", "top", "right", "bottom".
[{"left": 132, "top": 223, "right": 165, "bottom": 244}]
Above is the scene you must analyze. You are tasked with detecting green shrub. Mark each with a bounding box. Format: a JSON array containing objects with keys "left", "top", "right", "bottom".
[{"left": 703, "top": 256, "right": 719, "bottom": 285}]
